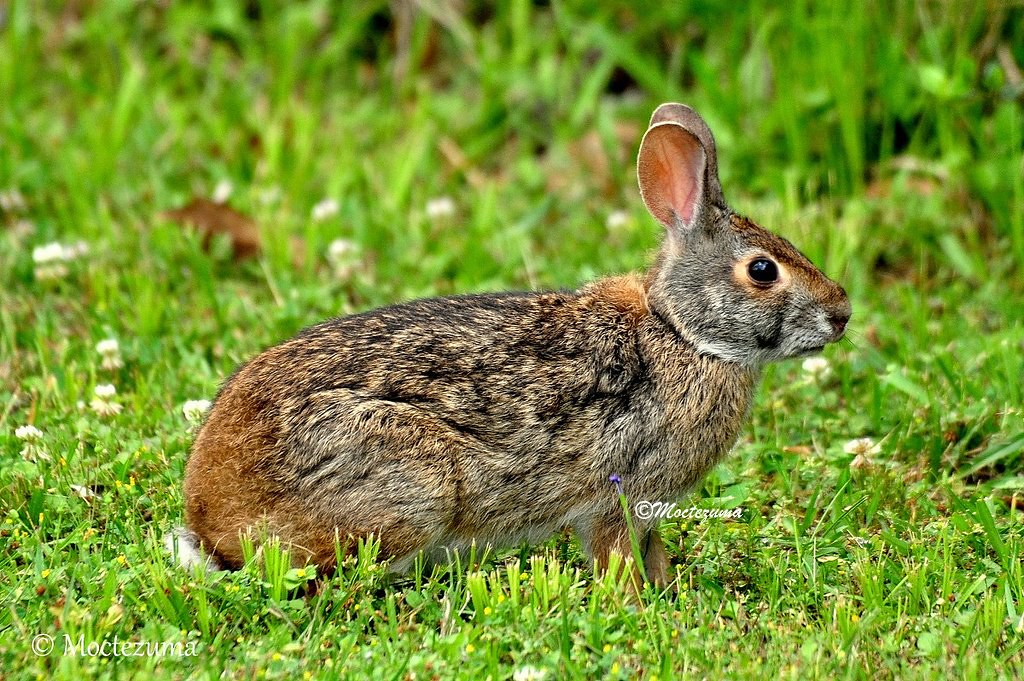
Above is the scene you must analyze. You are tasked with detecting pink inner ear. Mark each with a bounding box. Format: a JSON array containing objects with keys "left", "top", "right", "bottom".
[{"left": 638, "top": 123, "right": 706, "bottom": 230}]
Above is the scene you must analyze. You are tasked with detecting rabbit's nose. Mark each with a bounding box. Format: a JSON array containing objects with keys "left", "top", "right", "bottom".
[{"left": 829, "top": 311, "right": 850, "bottom": 336}]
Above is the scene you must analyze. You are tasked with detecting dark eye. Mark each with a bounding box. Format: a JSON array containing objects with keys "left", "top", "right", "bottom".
[{"left": 747, "top": 258, "right": 778, "bottom": 284}]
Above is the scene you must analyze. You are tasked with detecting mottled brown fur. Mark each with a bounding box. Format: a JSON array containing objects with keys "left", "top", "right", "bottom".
[{"left": 180, "top": 104, "right": 850, "bottom": 593}]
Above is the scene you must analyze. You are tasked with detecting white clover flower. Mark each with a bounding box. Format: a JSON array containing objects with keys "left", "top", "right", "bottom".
[
  {"left": 605, "top": 209, "right": 631, "bottom": 230},
  {"left": 96, "top": 338, "right": 124, "bottom": 370},
  {"left": 801, "top": 356, "right": 832, "bottom": 380},
  {"left": 32, "top": 242, "right": 67, "bottom": 264},
  {"left": 325, "top": 238, "right": 361, "bottom": 279},
  {"left": 32, "top": 240, "right": 88, "bottom": 281},
  {"left": 91, "top": 384, "right": 122, "bottom": 416},
  {"left": 94, "top": 384, "right": 117, "bottom": 399},
  {"left": 182, "top": 399, "right": 212, "bottom": 424},
  {"left": 327, "top": 238, "right": 357, "bottom": 262},
  {"left": 15, "top": 424, "right": 47, "bottom": 462},
  {"left": 425, "top": 196, "right": 456, "bottom": 220},
  {"left": 0, "top": 188, "right": 27, "bottom": 212},
  {"left": 212, "top": 180, "right": 233, "bottom": 204},
  {"left": 311, "top": 197, "right": 340, "bottom": 222},
  {"left": 843, "top": 437, "right": 880, "bottom": 456},
  {"left": 15, "top": 425, "right": 43, "bottom": 441},
  {"left": 513, "top": 666, "right": 547, "bottom": 681}
]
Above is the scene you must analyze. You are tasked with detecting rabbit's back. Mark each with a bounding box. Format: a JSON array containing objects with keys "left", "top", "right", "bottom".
[{"left": 183, "top": 275, "right": 756, "bottom": 569}]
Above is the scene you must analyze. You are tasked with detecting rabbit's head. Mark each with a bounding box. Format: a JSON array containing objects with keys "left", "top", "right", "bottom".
[{"left": 638, "top": 103, "right": 851, "bottom": 366}]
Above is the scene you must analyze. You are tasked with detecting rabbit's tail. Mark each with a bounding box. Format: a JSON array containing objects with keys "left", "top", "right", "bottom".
[{"left": 163, "top": 526, "right": 221, "bottom": 572}]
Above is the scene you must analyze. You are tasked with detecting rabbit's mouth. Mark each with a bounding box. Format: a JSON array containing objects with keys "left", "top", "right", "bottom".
[{"left": 794, "top": 343, "right": 826, "bottom": 357}]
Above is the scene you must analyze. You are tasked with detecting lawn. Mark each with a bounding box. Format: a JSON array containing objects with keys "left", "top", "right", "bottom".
[{"left": 1, "top": 1, "right": 1023, "bottom": 679}]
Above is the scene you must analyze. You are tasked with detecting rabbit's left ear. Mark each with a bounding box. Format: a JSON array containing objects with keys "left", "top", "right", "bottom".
[{"left": 637, "top": 122, "right": 707, "bottom": 232}]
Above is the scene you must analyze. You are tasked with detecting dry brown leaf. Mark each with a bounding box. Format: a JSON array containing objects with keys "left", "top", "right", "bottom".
[{"left": 162, "top": 198, "right": 261, "bottom": 260}]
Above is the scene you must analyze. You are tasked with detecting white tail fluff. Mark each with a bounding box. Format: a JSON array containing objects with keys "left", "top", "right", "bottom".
[{"left": 163, "top": 526, "right": 221, "bottom": 572}]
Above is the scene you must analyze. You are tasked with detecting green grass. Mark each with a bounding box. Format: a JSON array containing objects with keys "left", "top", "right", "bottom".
[{"left": 2, "top": 1, "right": 1023, "bottom": 678}]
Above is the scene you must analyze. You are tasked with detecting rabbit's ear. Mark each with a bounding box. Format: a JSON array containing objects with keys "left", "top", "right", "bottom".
[
  {"left": 637, "top": 121, "right": 707, "bottom": 232},
  {"left": 647, "top": 103, "right": 725, "bottom": 208}
]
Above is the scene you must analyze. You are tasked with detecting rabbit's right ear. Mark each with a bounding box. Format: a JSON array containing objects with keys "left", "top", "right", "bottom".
[
  {"left": 648, "top": 103, "right": 725, "bottom": 208},
  {"left": 637, "top": 122, "right": 707, "bottom": 233}
]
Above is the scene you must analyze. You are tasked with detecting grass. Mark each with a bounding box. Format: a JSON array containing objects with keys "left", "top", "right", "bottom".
[{"left": 1, "top": 1, "right": 1023, "bottom": 678}]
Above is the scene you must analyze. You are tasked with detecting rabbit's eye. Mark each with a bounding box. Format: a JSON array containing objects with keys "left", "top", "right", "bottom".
[{"left": 747, "top": 258, "right": 778, "bottom": 284}]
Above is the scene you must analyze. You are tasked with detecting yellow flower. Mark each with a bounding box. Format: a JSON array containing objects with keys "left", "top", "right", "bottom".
[
  {"left": 603, "top": 644, "right": 611, "bottom": 653},
  {"left": 466, "top": 644, "right": 475, "bottom": 654},
  {"left": 483, "top": 607, "right": 492, "bottom": 616},
  {"left": 41, "top": 569, "right": 51, "bottom": 578},
  {"left": 115, "top": 555, "right": 127, "bottom": 565},
  {"left": 611, "top": 663, "right": 620, "bottom": 674},
  {"left": 272, "top": 653, "right": 283, "bottom": 661}
]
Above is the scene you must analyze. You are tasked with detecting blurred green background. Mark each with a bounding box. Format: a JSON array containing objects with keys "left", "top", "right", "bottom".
[{"left": 2, "top": 2, "right": 1023, "bottom": 678}]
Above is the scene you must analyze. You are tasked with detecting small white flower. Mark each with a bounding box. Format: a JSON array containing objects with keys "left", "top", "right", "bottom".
[
  {"left": 15, "top": 424, "right": 47, "bottom": 461},
  {"left": 94, "top": 384, "right": 117, "bottom": 399},
  {"left": 843, "top": 437, "right": 880, "bottom": 456},
  {"left": 513, "top": 666, "right": 547, "bottom": 681},
  {"left": 311, "top": 198, "right": 340, "bottom": 222},
  {"left": 0, "top": 188, "right": 27, "bottom": 212},
  {"left": 212, "top": 180, "right": 233, "bottom": 204},
  {"left": 182, "top": 399, "right": 212, "bottom": 424},
  {"left": 605, "top": 209, "right": 631, "bottom": 230},
  {"left": 96, "top": 339, "right": 119, "bottom": 355},
  {"left": 15, "top": 425, "right": 43, "bottom": 441},
  {"left": 849, "top": 453, "right": 871, "bottom": 470},
  {"left": 33, "top": 242, "right": 67, "bottom": 264},
  {"left": 96, "top": 338, "right": 124, "bottom": 370},
  {"left": 325, "top": 238, "right": 361, "bottom": 279},
  {"left": 32, "top": 240, "right": 88, "bottom": 281},
  {"left": 801, "top": 356, "right": 831, "bottom": 379},
  {"left": 91, "top": 384, "right": 122, "bottom": 416},
  {"left": 327, "top": 239, "right": 357, "bottom": 262},
  {"left": 425, "top": 196, "right": 456, "bottom": 220}
]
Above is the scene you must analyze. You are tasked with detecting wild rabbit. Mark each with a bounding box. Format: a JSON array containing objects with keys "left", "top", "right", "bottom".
[{"left": 172, "top": 103, "right": 851, "bottom": 589}]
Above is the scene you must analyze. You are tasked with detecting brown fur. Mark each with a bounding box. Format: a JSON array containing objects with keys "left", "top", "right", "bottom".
[{"left": 180, "top": 104, "right": 850, "bottom": 594}]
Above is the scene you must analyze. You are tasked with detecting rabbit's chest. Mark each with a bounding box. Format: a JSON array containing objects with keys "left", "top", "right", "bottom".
[{"left": 639, "top": 353, "right": 758, "bottom": 494}]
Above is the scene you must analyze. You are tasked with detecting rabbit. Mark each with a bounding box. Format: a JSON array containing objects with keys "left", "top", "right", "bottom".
[{"left": 172, "top": 103, "right": 851, "bottom": 590}]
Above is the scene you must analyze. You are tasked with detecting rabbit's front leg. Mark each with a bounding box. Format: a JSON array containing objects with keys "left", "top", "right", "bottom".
[{"left": 577, "top": 511, "right": 668, "bottom": 596}]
